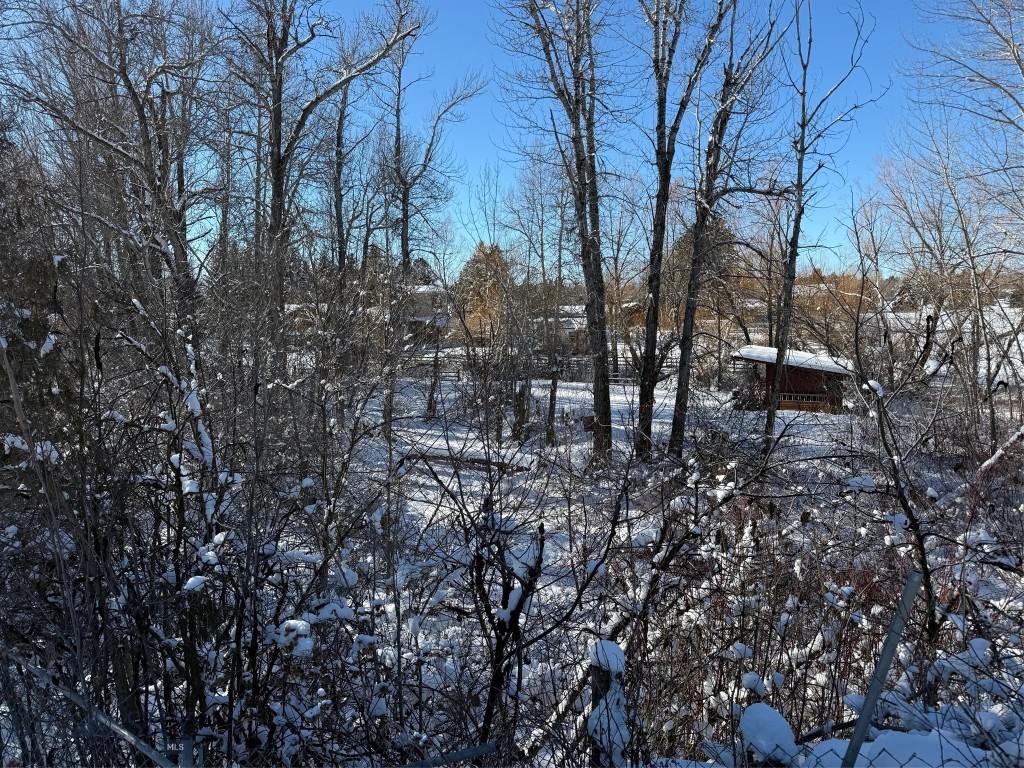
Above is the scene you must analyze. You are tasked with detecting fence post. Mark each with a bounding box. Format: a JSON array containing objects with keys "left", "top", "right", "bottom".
[{"left": 842, "top": 570, "right": 922, "bottom": 768}]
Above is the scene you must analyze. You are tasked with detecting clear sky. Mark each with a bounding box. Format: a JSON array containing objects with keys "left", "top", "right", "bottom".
[{"left": 330, "top": 0, "right": 933, "bottom": 267}]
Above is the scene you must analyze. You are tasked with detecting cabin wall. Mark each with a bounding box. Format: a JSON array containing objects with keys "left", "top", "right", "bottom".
[
  {"left": 766, "top": 363, "right": 837, "bottom": 395},
  {"left": 737, "top": 362, "right": 847, "bottom": 413}
]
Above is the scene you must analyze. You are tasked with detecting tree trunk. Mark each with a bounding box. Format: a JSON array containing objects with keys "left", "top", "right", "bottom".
[
  {"left": 637, "top": 162, "right": 671, "bottom": 460},
  {"left": 667, "top": 203, "right": 713, "bottom": 457},
  {"left": 583, "top": 50, "right": 612, "bottom": 459},
  {"left": 667, "top": 68, "right": 735, "bottom": 457},
  {"left": 335, "top": 86, "right": 351, "bottom": 292},
  {"left": 764, "top": 206, "right": 802, "bottom": 445}
]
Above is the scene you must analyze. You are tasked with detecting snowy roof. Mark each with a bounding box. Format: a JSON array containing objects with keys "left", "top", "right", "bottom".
[{"left": 732, "top": 345, "right": 854, "bottom": 376}]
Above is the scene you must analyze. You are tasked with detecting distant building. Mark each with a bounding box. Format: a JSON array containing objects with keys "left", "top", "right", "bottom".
[
  {"left": 406, "top": 284, "right": 449, "bottom": 346},
  {"left": 532, "top": 305, "right": 590, "bottom": 355},
  {"left": 732, "top": 344, "right": 854, "bottom": 413},
  {"left": 618, "top": 301, "right": 647, "bottom": 329}
]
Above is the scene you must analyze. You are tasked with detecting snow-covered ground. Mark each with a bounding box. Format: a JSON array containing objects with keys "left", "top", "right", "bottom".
[
  {"left": 5, "top": 334, "right": 1022, "bottom": 767},
  {"left": 376, "top": 370, "right": 1024, "bottom": 767}
]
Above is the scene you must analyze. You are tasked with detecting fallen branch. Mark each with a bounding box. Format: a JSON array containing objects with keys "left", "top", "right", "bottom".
[{"left": 977, "top": 422, "right": 1024, "bottom": 479}]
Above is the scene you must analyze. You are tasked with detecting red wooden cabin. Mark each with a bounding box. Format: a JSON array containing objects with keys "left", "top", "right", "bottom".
[{"left": 732, "top": 345, "right": 854, "bottom": 413}]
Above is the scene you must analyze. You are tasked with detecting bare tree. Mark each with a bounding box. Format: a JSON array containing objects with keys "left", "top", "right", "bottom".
[
  {"left": 505, "top": 155, "right": 575, "bottom": 446},
  {"left": 667, "top": 1, "right": 782, "bottom": 456},
  {"left": 880, "top": 125, "right": 1017, "bottom": 457},
  {"left": 635, "top": 0, "right": 730, "bottom": 460},
  {"left": 909, "top": 0, "right": 1024, "bottom": 452},
  {"left": 763, "top": 0, "right": 874, "bottom": 445},
  {"left": 2, "top": 0, "right": 223, "bottom": 327},
  {"left": 379, "top": 0, "right": 484, "bottom": 275},
  {"left": 602, "top": 172, "right": 646, "bottom": 380},
  {"left": 226, "top": 0, "right": 417, "bottom": 359},
  {"left": 501, "top": 0, "right": 616, "bottom": 460}
]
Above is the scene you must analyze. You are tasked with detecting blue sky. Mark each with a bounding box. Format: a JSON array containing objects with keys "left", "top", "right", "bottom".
[{"left": 331, "top": 0, "right": 935, "bottom": 266}]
